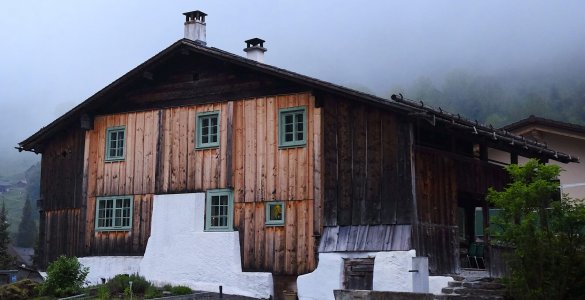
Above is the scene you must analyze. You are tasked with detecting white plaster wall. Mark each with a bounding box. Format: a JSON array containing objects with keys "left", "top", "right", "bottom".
[
  {"left": 298, "top": 250, "right": 453, "bottom": 299},
  {"left": 372, "top": 250, "right": 416, "bottom": 292},
  {"left": 79, "top": 256, "right": 142, "bottom": 285},
  {"left": 139, "top": 193, "right": 272, "bottom": 299},
  {"left": 297, "top": 252, "right": 377, "bottom": 300}
]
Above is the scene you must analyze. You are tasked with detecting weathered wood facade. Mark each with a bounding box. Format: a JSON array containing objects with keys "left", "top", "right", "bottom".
[{"left": 22, "top": 38, "right": 576, "bottom": 276}]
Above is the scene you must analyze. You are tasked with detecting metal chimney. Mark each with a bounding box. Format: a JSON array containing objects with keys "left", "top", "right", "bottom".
[
  {"left": 183, "top": 10, "right": 207, "bottom": 45},
  {"left": 243, "top": 38, "right": 267, "bottom": 63}
]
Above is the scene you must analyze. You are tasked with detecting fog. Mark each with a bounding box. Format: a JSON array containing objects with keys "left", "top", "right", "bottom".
[{"left": 1, "top": 0, "right": 584, "bottom": 170}]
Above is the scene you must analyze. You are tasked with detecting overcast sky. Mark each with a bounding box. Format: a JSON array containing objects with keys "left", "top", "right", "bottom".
[{"left": 1, "top": 0, "right": 585, "bottom": 165}]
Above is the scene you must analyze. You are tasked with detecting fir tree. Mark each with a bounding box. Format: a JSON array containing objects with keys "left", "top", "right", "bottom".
[
  {"left": 0, "top": 200, "right": 15, "bottom": 269},
  {"left": 16, "top": 196, "right": 38, "bottom": 248}
]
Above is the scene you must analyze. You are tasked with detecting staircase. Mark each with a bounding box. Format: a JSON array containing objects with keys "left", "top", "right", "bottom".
[{"left": 434, "top": 271, "right": 507, "bottom": 300}]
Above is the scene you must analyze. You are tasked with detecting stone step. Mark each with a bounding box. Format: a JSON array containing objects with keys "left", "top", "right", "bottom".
[
  {"left": 448, "top": 281, "right": 463, "bottom": 288},
  {"left": 435, "top": 295, "right": 504, "bottom": 300},
  {"left": 453, "top": 287, "right": 506, "bottom": 297},
  {"left": 462, "top": 281, "right": 505, "bottom": 290},
  {"left": 441, "top": 287, "right": 455, "bottom": 294}
]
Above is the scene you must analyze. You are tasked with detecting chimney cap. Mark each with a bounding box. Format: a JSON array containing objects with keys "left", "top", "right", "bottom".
[
  {"left": 245, "top": 38, "right": 266, "bottom": 49},
  {"left": 183, "top": 10, "right": 207, "bottom": 23}
]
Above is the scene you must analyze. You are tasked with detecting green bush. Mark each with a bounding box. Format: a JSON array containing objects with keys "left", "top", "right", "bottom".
[
  {"left": 488, "top": 160, "right": 585, "bottom": 300},
  {"left": 96, "top": 284, "right": 110, "bottom": 300},
  {"left": 170, "top": 285, "right": 193, "bottom": 295},
  {"left": 144, "top": 285, "right": 162, "bottom": 299},
  {"left": 41, "top": 255, "right": 89, "bottom": 297},
  {"left": 107, "top": 273, "right": 152, "bottom": 296}
]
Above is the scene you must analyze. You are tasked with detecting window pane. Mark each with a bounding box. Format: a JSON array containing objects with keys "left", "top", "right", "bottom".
[
  {"left": 285, "top": 133, "right": 293, "bottom": 142},
  {"left": 297, "top": 132, "right": 304, "bottom": 140},
  {"left": 297, "top": 122, "right": 303, "bottom": 132},
  {"left": 285, "top": 124, "right": 293, "bottom": 133},
  {"left": 202, "top": 118, "right": 209, "bottom": 127},
  {"left": 296, "top": 113, "right": 303, "bottom": 123},
  {"left": 285, "top": 115, "right": 293, "bottom": 124}
]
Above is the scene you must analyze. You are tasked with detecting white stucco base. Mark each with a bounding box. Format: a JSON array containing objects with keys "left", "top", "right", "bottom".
[
  {"left": 79, "top": 256, "right": 142, "bottom": 285},
  {"left": 138, "top": 193, "right": 272, "bottom": 299},
  {"left": 297, "top": 250, "right": 452, "bottom": 300},
  {"left": 372, "top": 250, "right": 416, "bottom": 292}
]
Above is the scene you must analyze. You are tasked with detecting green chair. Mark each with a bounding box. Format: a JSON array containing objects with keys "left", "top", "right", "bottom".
[{"left": 466, "top": 242, "right": 485, "bottom": 269}]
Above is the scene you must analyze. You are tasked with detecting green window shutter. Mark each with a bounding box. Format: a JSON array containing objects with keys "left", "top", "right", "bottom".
[
  {"left": 265, "top": 201, "right": 285, "bottom": 226},
  {"left": 95, "top": 196, "right": 133, "bottom": 231},
  {"left": 205, "top": 189, "right": 233, "bottom": 231},
  {"left": 196, "top": 111, "right": 220, "bottom": 149},
  {"left": 278, "top": 106, "right": 307, "bottom": 148},
  {"left": 105, "top": 126, "right": 126, "bottom": 161}
]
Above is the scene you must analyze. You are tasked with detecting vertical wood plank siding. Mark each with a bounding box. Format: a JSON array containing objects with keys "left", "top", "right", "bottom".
[
  {"left": 322, "top": 96, "right": 414, "bottom": 227},
  {"left": 60, "top": 92, "right": 321, "bottom": 275},
  {"left": 82, "top": 111, "right": 159, "bottom": 256},
  {"left": 232, "top": 93, "right": 319, "bottom": 275},
  {"left": 412, "top": 146, "right": 509, "bottom": 274},
  {"left": 38, "top": 126, "right": 85, "bottom": 266}
]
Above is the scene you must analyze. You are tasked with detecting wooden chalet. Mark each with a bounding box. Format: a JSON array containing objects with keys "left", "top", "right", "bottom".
[{"left": 18, "top": 10, "right": 577, "bottom": 297}]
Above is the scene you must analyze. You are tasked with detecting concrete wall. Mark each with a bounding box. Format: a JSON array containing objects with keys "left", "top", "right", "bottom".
[
  {"left": 79, "top": 256, "right": 142, "bottom": 285},
  {"left": 80, "top": 193, "right": 272, "bottom": 299},
  {"left": 139, "top": 193, "right": 272, "bottom": 299},
  {"left": 297, "top": 250, "right": 452, "bottom": 300}
]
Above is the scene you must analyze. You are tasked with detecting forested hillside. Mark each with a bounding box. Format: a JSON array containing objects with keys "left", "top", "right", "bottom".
[
  {"left": 0, "top": 156, "right": 40, "bottom": 247},
  {"left": 403, "top": 64, "right": 585, "bottom": 127}
]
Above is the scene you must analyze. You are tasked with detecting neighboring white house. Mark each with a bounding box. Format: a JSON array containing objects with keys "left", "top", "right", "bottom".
[{"left": 490, "top": 115, "right": 585, "bottom": 200}]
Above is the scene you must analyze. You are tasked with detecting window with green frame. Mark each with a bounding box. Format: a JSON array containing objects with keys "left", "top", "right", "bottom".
[
  {"left": 196, "top": 111, "right": 220, "bottom": 149},
  {"left": 95, "top": 196, "right": 133, "bottom": 231},
  {"left": 279, "top": 106, "right": 306, "bottom": 148},
  {"left": 265, "top": 201, "right": 285, "bottom": 226},
  {"left": 205, "top": 189, "right": 233, "bottom": 231},
  {"left": 105, "top": 126, "right": 126, "bottom": 161}
]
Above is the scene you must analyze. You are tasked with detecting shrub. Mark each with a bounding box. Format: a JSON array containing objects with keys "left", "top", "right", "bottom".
[
  {"left": 488, "top": 159, "right": 585, "bottom": 300},
  {"left": 170, "top": 285, "right": 193, "bottom": 295},
  {"left": 41, "top": 255, "right": 89, "bottom": 297},
  {"left": 107, "top": 273, "right": 152, "bottom": 296},
  {"left": 96, "top": 284, "right": 110, "bottom": 300},
  {"left": 144, "top": 285, "right": 162, "bottom": 299}
]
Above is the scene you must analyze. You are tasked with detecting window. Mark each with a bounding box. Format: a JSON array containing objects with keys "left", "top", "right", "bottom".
[
  {"left": 205, "top": 189, "right": 233, "bottom": 231},
  {"left": 95, "top": 196, "right": 133, "bottom": 231},
  {"left": 265, "top": 201, "right": 285, "bottom": 226},
  {"left": 105, "top": 126, "right": 126, "bottom": 161},
  {"left": 196, "top": 111, "right": 220, "bottom": 149},
  {"left": 279, "top": 106, "right": 306, "bottom": 148}
]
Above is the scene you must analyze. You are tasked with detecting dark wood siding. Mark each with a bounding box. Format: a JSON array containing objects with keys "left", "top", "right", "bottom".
[
  {"left": 38, "top": 126, "right": 85, "bottom": 267},
  {"left": 412, "top": 146, "right": 509, "bottom": 274},
  {"left": 322, "top": 96, "right": 414, "bottom": 227}
]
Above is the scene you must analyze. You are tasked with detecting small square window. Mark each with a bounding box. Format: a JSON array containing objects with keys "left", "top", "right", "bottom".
[
  {"left": 205, "top": 189, "right": 233, "bottom": 231},
  {"left": 265, "top": 201, "right": 285, "bottom": 226},
  {"left": 279, "top": 107, "right": 306, "bottom": 148},
  {"left": 105, "top": 126, "right": 126, "bottom": 161},
  {"left": 95, "top": 196, "right": 133, "bottom": 231},
  {"left": 196, "top": 111, "right": 220, "bottom": 149}
]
